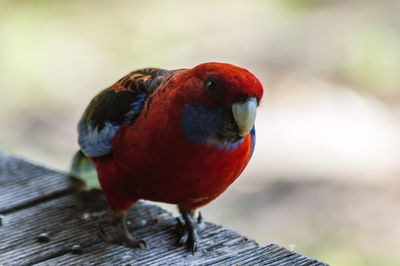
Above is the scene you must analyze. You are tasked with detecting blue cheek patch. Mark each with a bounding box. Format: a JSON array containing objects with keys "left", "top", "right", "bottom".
[
  {"left": 249, "top": 126, "right": 256, "bottom": 158},
  {"left": 180, "top": 104, "right": 242, "bottom": 151},
  {"left": 180, "top": 104, "right": 224, "bottom": 143}
]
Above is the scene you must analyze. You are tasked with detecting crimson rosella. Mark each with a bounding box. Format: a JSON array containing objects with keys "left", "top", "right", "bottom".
[{"left": 71, "top": 62, "right": 263, "bottom": 253}]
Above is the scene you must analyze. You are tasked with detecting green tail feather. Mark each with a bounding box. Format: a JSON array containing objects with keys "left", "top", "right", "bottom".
[{"left": 70, "top": 150, "right": 101, "bottom": 189}]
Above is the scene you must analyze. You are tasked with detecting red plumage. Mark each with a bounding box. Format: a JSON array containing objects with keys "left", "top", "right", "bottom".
[
  {"left": 97, "top": 126, "right": 253, "bottom": 211},
  {"left": 94, "top": 63, "right": 262, "bottom": 211},
  {"left": 75, "top": 62, "right": 263, "bottom": 251}
]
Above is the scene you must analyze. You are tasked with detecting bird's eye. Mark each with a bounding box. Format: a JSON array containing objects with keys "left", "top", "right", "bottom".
[{"left": 204, "top": 78, "right": 219, "bottom": 95}]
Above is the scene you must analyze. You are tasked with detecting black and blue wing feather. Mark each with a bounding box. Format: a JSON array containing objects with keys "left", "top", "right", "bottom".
[
  {"left": 78, "top": 69, "right": 172, "bottom": 158},
  {"left": 71, "top": 68, "right": 175, "bottom": 187}
]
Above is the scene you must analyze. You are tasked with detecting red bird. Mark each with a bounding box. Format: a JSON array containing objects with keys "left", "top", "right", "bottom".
[{"left": 72, "top": 62, "right": 263, "bottom": 252}]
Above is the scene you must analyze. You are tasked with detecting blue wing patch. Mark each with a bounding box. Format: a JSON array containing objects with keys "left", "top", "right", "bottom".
[
  {"left": 78, "top": 121, "right": 120, "bottom": 158},
  {"left": 125, "top": 93, "right": 146, "bottom": 119},
  {"left": 78, "top": 93, "right": 147, "bottom": 158},
  {"left": 77, "top": 68, "right": 178, "bottom": 158}
]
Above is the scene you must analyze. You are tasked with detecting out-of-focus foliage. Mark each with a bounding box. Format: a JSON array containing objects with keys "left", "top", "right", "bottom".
[{"left": 339, "top": 26, "right": 400, "bottom": 95}]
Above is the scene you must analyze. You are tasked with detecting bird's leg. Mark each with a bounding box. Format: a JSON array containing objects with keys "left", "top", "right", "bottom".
[
  {"left": 176, "top": 207, "right": 203, "bottom": 254},
  {"left": 96, "top": 210, "right": 147, "bottom": 249},
  {"left": 197, "top": 211, "right": 205, "bottom": 229}
]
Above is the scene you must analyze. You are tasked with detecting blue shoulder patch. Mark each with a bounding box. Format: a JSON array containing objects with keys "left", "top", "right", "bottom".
[
  {"left": 78, "top": 120, "right": 120, "bottom": 158},
  {"left": 77, "top": 68, "right": 178, "bottom": 158},
  {"left": 78, "top": 93, "right": 148, "bottom": 158}
]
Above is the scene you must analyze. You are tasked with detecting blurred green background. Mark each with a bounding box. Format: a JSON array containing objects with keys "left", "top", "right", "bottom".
[{"left": 1, "top": 0, "right": 400, "bottom": 265}]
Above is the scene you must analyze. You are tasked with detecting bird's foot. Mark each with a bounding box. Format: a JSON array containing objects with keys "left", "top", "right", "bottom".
[
  {"left": 176, "top": 209, "right": 205, "bottom": 254},
  {"left": 96, "top": 211, "right": 147, "bottom": 249}
]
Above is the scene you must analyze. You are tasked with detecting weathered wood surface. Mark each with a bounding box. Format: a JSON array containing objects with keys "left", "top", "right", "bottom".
[{"left": 0, "top": 152, "right": 328, "bottom": 265}]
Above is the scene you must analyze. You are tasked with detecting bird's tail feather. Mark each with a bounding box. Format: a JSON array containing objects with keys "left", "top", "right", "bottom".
[{"left": 70, "top": 150, "right": 101, "bottom": 189}]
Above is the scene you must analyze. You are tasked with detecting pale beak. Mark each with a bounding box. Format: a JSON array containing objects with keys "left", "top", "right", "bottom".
[{"left": 232, "top": 97, "right": 257, "bottom": 137}]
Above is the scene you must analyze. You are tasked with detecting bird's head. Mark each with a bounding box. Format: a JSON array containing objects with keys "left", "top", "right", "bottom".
[{"left": 173, "top": 62, "right": 263, "bottom": 150}]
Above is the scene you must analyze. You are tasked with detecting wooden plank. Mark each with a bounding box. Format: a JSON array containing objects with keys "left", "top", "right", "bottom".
[
  {"left": 210, "top": 244, "right": 325, "bottom": 266},
  {"left": 0, "top": 152, "right": 82, "bottom": 214},
  {"left": 0, "top": 190, "right": 261, "bottom": 265},
  {"left": 0, "top": 190, "right": 105, "bottom": 265},
  {"left": 0, "top": 152, "right": 328, "bottom": 265}
]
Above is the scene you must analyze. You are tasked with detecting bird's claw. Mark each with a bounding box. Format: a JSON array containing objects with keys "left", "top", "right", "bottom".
[
  {"left": 176, "top": 217, "right": 189, "bottom": 246},
  {"left": 96, "top": 222, "right": 113, "bottom": 243},
  {"left": 96, "top": 212, "right": 147, "bottom": 249},
  {"left": 122, "top": 237, "right": 148, "bottom": 249},
  {"left": 119, "top": 226, "right": 148, "bottom": 249},
  {"left": 176, "top": 209, "right": 203, "bottom": 254}
]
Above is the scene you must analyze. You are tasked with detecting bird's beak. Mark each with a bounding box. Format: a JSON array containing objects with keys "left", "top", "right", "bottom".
[{"left": 232, "top": 97, "right": 257, "bottom": 137}]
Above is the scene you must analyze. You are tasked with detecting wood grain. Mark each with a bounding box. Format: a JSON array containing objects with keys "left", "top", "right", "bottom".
[{"left": 0, "top": 152, "right": 328, "bottom": 265}]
